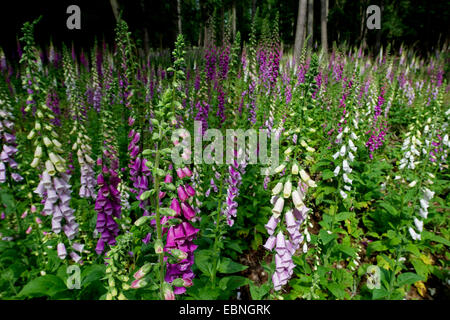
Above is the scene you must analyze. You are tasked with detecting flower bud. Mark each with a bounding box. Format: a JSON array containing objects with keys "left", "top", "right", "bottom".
[
  {"left": 154, "top": 239, "right": 164, "bottom": 254},
  {"left": 45, "top": 160, "right": 56, "bottom": 176},
  {"left": 284, "top": 147, "right": 293, "bottom": 155},
  {"left": 130, "top": 278, "right": 146, "bottom": 289},
  {"left": 292, "top": 190, "right": 304, "bottom": 209},
  {"left": 117, "top": 293, "right": 127, "bottom": 300},
  {"left": 283, "top": 181, "right": 292, "bottom": 198},
  {"left": 27, "top": 130, "right": 36, "bottom": 140},
  {"left": 274, "top": 164, "right": 285, "bottom": 174},
  {"left": 43, "top": 136, "right": 52, "bottom": 147},
  {"left": 172, "top": 278, "right": 185, "bottom": 287},
  {"left": 30, "top": 158, "right": 40, "bottom": 168},
  {"left": 170, "top": 249, "right": 188, "bottom": 260},
  {"left": 272, "top": 182, "right": 283, "bottom": 195},
  {"left": 52, "top": 139, "right": 62, "bottom": 148},
  {"left": 163, "top": 283, "right": 175, "bottom": 300},
  {"left": 33, "top": 145, "right": 42, "bottom": 158},
  {"left": 49, "top": 152, "right": 61, "bottom": 166},
  {"left": 139, "top": 191, "right": 151, "bottom": 201},
  {"left": 408, "top": 180, "right": 417, "bottom": 188},
  {"left": 272, "top": 197, "right": 284, "bottom": 216},
  {"left": 292, "top": 163, "right": 299, "bottom": 175},
  {"left": 299, "top": 169, "right": 310, "bottom": 182},
  {"left": 134, "top": 215, "right": 151, "bottom": 227}
]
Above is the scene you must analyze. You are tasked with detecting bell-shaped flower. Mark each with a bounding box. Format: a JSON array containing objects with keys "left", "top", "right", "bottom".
[
  {"left": 272, "top": 182, "right": 283, "bottom": 195},
  {"left": 272, "top": 197, "right": 284, "bottom": 217},
  {"left": 57, "top": 242, "right": 67, "bottom": 259},
  {"left": 334, "top": 165, "right": 341, "bottom": 176},
  {"left": 264, "top": 215, "right": 279, "bottom": 235},
  {"left": 292, "top": 190, "right": 304, "bottom": 209},
  {"left": 408, "top": 227, "right": 421, "bottom": 241},
  {"left": 343, "top": 160, "right": 352, "bottom": 173},
  {"left": 263, "top": 236, "right": 276, "bottom": 251},
  {"left": 177, "top": 185, "right": 189, "bottom": 202},
  {"left": 339, "top": 145, "right": 346, "bottom": 157}
]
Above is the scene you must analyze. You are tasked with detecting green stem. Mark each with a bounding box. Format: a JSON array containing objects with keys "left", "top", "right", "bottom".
[
  {"left": 153, "top": 140, "right": 165, "bottom": 299},
  {"left": 211, "top": 165, "right": 226, "bottom": 288}
]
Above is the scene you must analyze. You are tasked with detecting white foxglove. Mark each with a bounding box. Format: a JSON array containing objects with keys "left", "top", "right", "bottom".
[
  {"left": 272, "top": 197, "right": 285, "bottom": 216},
  {"left": 333, "top": 166, "right": 340, "bottom": 176},
  {"left": 283, "top": 181, "right": 292, "bottom": 198},
  {"left": 272, "top": 182, "right": 283, "bottom": 195},
  {"left": 414, "top": 217, "right": 423, "bottom": 232},
  {"left": 408, "top": 227, "right": 421, "bottom": 241}
]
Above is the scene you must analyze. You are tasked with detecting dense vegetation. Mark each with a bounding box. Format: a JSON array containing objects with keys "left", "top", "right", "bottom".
[{"left": 0, "top": 12, "right": 448, "bottom": 300}]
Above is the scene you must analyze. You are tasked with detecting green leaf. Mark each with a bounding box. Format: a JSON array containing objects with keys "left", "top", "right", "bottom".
[
  {"left": 218, "top": 257, "right": 248, "bottom": 274},
  {"left": 18, "top": 275, "right": 67, "bottom": 298},
  {"left": 219, "top": 276, "right": 249, "bottom": 291},
  {"left": 322, "top": 169, "right": 334, "bottom": 180},
  {"left": 422, "top": 231, "right": 450, "bottom": 247},
  {"left": 411, "top": 259, "right": 430, "bottom": 279},
  {"left": 335, "top": 244, "right": 357, "bottom": 258},
  {"left": 81, "top": 264, "right": 106, "bottom": 286},
  {"left": 335, "top": 212, "right": 354, "bottom": 221},
  {"left": 194, "top": 250, "right": 215, "bottom": 277},
  {"left": 226, "top": 241, "right": 243, "bottom": 254},
  {"left": 372, "top": 287, "right": 389, "bottom": 300},
  {"left": 397, "top": 272, "right": 423, "bottom": 287},
  {"left": 379, "top": 202, "right": 398, "bottom": 216},
  {"left": 0, "top": 192, "right": 15, "bottom": 213},
  {"left": 326, "top": 282, "right": 346, "bottom": 299},
  {"left": 191, "top": 285, "right": 221, "bottom": 300},
  {"left": 249, "top": 282, "right": 271, "bottom": 300},
  {"left": 367, "top": 241, "right": 388, "bottom": 255},
  {"left": 319, "top": 229, "right": 337, "bottom": 245}
]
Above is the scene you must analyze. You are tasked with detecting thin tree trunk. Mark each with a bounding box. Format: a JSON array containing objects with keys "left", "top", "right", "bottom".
[
  {"left": 358, "top": 0, "right": 367, "bottom": 49},
  {"left": 307, "top": 0, "right": 314, "bottom": 48},
  {"left": 294, "top": 0, "right": 307, "bottom": 65},
  {"left": 198, "top": 23, "right": 203, "bottom": 47},
  {"left": 177, "top": 0, "right": 182, "bottom": 35},
  {"left": 252, "top": 0, "right": 257, "bottom": 21},
  {"left": 232, "top": 0, "right": 237, "bottom": 40},
  {"left": 144, "top": 28, "right": 149, "bottom": 56},
  {"left": 220, "top": 6, "right": 224, "bottom": 43},
  {"left": 320, "top": 0, "right": 328, "bottom": 53},
  {"left": 375, "top": 0, "right": 383, "bottom": 53},
  {"left": 110, "top": 0, "right": 119, "bottom": 22},
  {"left": 139, "top": 0, "right": 150, "bottom": 57}
]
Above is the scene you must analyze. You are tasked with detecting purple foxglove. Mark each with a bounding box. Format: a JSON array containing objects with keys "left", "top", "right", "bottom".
[{"left": 177, "top": 185, "right": 189, "bottom": 202}]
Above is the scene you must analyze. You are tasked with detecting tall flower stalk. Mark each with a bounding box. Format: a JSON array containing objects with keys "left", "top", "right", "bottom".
[{"left": 21, "top": 19, "right": 79, "bottom": 260}]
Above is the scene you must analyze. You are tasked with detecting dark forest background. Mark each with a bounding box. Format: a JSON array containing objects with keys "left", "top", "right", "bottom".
[{"left": 0, "top": 0, "right": 448, "bottom": 60}]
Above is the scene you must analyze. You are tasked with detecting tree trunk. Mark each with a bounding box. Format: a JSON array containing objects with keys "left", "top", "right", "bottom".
[
  {"left": 232, "top": 0, "right": 237, "bottom": 40},
  {"left": 375, "top": 0, "right": 383, "bottom": 54},
  {"left": 320, "top": 0, "right": 328, "bottom": 53},
  {"left": 251, "top": 0, "right": 257, "bottom": 22},
  {"left": 177, "top": 0, "right": 182, "bottom": 35},
  {"left": 307, "top": 0, "right": 314, "bottom": 48},
  {"left": 358, "top": 0, "right": 367, "bottom": 49},
  {"left": 220, "top": 6, "right": 224, "bottom": 44},
  {"left": 110, "top": 0, "right": 119, "bottom": 22},
  {"left": 294, "top": 0, "right": 307, "bottom": 65}
]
